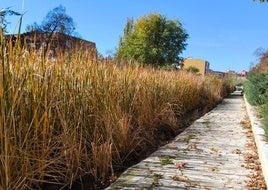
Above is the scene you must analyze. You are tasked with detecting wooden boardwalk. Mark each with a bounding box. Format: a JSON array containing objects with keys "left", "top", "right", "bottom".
[{"left": 107, "top": 92, "right": 266, "bottom": 189}]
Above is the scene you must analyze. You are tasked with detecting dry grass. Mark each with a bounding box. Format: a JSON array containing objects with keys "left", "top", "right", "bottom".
[{"left": 0, "top": 34, "right": 233, "bottom": 189}]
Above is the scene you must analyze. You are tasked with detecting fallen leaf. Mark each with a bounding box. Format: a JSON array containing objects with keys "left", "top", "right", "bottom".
[
  {"left": 210, "top": 147, "right": 218, "bottom": 152},
  {"left": 208, "top": 167, "right": 217, "bottom": 172},
  {"left": 172, "top": 175, "right": 189, "bottom": 182},
  {"left": 174, "top": 162, "right": 188, "bottom": 169},
  {"left": 232, "top": 149, "right": 241, "bottom": 154},
  {"left": 189, "top": 143, "right": 197, "bottom": 149}
]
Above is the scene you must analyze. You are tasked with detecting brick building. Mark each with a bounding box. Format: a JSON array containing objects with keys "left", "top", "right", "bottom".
[{"left": 5, "top": 31, "right": 97, "bottom": 59}]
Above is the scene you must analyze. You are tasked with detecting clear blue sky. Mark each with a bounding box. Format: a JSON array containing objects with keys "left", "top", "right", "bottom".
[{"left": 1, "top": 0, "right": 268, "bottom": 72}]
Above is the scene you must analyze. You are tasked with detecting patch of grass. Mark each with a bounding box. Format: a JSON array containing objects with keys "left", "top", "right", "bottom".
[
  {"left": 203, "top": 118, "right": 211, "bottom": 129},
  {"left": 148, "top": 173, "right": 163, "bottom": 189},
  {"left": 182, "top": 147, "right": 191, "bottom": 154},
  {"left": 152, "top": 173, "right": 163, "bottom": 184},
  {"left": 159, "top": 155, "right": 176, "bottom": 165},
  {"left": 183, "top": 134, "right": 196, "bottom": 144},
  {"left": 203, "top": 118, "right": 210, "bottom": 124}
]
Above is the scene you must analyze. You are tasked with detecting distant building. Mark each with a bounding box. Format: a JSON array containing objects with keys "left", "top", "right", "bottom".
[
  {"left": 225, "top": 69, "right": 237, "bottom": 75},
  {"left": 238, "top": 70, "right": 248, "bottom": 77},
  {"left": 183, "top": 58, "right": 210, "bottom": 75},
  {"left": 5, "top": 31, "right": 97, "bottom": 60},
  {"left": 209, "top": 70, "right": 225, "bottom": 78},
  {"left": 209, "top": 69, "right": 248, "bottom": 79}
]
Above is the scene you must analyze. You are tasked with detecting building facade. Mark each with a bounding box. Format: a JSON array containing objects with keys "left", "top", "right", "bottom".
[
  {"left": 183, "top": 58, "right": 210, "bottom": 75},
  {"left": 5, "top": 31, "right": 97, "bottom": 60}
]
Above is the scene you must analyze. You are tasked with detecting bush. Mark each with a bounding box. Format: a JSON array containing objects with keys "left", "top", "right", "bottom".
[
  {"left": 260, "top": 104, "right": 268, "bottom": 137},
  {"left": 244, "top": 73, "right": 268, "bottom": 106},
  {"left": 244, "top": 73, "right": 268, "bottom": 138},
  {"left": 245, "top": 48, "right": 268, "bottom": 138}
]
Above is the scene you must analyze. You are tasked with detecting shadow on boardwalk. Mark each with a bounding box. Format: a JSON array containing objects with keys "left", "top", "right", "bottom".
[{"left": 107, "top": 92, "right": 265, "bottom": 189}]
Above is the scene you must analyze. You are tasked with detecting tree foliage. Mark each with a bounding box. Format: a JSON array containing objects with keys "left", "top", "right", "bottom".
[
  {"left": 26, "top": 5, "right": 75, "bottom": 35},
  {"left": 116, "top": 13, "right": 188, "bottom": 67}
]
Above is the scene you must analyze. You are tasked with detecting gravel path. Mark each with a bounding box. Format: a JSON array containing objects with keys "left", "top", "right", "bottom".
[{"left": 107, "top": 92, "right": 266, "bottom": 189}]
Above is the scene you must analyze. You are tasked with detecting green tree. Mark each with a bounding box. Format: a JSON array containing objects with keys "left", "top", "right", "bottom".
[{"left": 116, "top": 13, "right": 188, "bottom": 67}]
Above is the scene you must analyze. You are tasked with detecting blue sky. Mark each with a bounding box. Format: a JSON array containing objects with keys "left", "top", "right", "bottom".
[{"left": 1, "top": 0, "right": 268, "bottom": 72}]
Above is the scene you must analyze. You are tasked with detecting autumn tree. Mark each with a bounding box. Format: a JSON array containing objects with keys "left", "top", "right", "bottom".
[
  {"left": 116, "top": 13, "right": 188, "bottom": 67},
  {"left": 250, "top": 48, "right": 268, "bottom": 73}
]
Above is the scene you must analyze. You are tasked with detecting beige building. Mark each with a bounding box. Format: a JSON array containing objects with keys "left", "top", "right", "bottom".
[{"left": 183, "top": 58, "right": 210, "bottom": 75}]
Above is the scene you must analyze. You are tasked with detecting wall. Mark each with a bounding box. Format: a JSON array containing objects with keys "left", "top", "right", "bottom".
[{"left": 183, "top": 58, "right": 210, "bottom": 75}]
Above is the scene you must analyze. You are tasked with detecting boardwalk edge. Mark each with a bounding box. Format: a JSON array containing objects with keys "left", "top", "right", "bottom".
[{"left": 244, "top": 95, "right": 268, "bottom": 187}]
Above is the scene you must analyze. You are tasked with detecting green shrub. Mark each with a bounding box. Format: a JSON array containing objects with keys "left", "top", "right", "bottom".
[
  {"left": 260, "top": 104, "right": 268, "bottom": 138},
  {"left": 244, "top": 73, "right": 268, "bottom": 137},
  {"left": 244, "top": 73, "right": 268, "bottom": 106}
]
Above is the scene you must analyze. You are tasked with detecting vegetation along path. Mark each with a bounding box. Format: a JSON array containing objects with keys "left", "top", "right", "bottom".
[{"left": 107, "top": 92, "right": 267, "bottom": 189}]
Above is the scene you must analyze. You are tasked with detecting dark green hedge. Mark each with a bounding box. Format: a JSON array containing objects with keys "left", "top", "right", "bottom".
[
  {"left": 244, "top": 73, "right": 268, "bottom": 106},
  {"left": 260, "top": 104, "right": 268, "bottom": 137},
  {"left": 244, "top": 73, "right": 268, "bottom": 137}
]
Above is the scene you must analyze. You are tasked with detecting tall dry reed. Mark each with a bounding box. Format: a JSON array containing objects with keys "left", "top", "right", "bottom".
[{"left": 0, "top": 34, "right": 233, "bottom": 189}]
